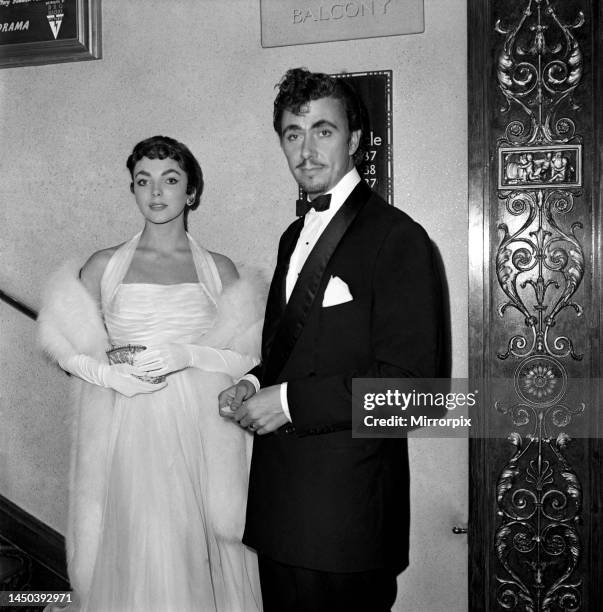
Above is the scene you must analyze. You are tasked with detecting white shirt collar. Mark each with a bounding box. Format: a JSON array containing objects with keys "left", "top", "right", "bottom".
[{"left": 305, "top": 167, "right": 361, "bottom": 226}]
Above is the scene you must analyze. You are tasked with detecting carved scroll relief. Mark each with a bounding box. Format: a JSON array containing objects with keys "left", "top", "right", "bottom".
[{"left": 492, "top": 1, "right": 587, "bottom": 609}]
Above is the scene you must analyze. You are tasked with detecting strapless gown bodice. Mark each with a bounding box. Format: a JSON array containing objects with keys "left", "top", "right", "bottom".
[{"left": 105, "top": 282, "right": 217, "bottom": 347}]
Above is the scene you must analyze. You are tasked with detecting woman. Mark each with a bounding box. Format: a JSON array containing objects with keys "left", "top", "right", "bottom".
[{"left": 37, "top": 136, "right": 264, "bottom": 611}]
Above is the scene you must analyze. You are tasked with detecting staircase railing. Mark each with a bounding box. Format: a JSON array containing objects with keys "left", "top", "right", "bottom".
[{"left": 0, "top": 289, "right": 37, "bottom": 320}]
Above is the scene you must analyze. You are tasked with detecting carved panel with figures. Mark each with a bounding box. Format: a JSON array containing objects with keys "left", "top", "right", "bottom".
[{"left": 468, "top": 1, "right": 601, "bottom": 610}]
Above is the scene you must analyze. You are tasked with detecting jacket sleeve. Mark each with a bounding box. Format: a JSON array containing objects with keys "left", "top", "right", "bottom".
[{"left": 286, "top": 220, "right": 444, "bottom": 434}]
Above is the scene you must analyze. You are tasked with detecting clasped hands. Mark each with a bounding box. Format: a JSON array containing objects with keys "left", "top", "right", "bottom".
[
  {"left": 106, "top": 343, "right": 211, "bottom": 397},
  {"left": 98, "top": 343, "right": 192, "bottom": 398},
  {"left": 110, "top": 344, "right": 289, "bottom": 435},
  {"left": 218, "top": 382, "right": 288, "bottom": 435}
]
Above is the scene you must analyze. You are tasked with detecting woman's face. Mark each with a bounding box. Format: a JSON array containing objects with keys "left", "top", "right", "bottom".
[{"left": 131, "top": 156, "right": 191, "bottom": 225}]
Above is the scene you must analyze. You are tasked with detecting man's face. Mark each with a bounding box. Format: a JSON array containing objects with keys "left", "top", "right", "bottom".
[{"left": 280, "top": 96, "right": 360, "bottom": 198}]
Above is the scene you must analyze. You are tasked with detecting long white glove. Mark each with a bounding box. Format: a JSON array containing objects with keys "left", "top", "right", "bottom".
[
  {"left": 59, "top": 354, "right": 167, "bottom": 397},
  {"left": 134, "top": 344, "right": 258, "bottom": 379}
]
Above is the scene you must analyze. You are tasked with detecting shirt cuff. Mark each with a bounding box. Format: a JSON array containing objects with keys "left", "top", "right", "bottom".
[
  {"left": 280, "top": 382, "right": 292, "bottom": 422},
  {"left": 239, "top": 374, "right": 260, "bottom": 393}
]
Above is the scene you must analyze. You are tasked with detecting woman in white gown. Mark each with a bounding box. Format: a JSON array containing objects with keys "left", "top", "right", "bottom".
[{"left": 37, "top": 136, "right": 264, "bottom": 611}]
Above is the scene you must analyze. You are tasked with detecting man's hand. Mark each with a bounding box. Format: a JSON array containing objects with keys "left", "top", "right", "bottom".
[
  {"left": 227, "top": 385, "right": 289, "bottom": 435},
  {"left": 219, "top": 379, "right": 257, "bottom": 417}
]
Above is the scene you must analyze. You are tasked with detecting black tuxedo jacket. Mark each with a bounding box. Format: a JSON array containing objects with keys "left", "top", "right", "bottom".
[{"left": 243, "top": 181, "right": 444, "bottom": 573}]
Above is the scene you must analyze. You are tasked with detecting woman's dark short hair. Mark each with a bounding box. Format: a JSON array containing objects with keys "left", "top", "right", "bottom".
[
  {"left": 273, "top": 67, "right": 368, "bottom": 165},
  {"left": 126, "top": 135, "right": 204, "bottom": 209}
]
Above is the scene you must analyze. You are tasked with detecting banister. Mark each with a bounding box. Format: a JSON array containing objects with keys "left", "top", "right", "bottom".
[{"left": 0, "top": 289, "right": 37, "bottom": 321}]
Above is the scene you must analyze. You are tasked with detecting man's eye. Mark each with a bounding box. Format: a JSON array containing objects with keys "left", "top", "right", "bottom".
[
  {"left": 286, "top": 133, "right": 299, "bottom": 142},
  {"left": 319, "top": 129, "right": 332, "bottom": 137}
]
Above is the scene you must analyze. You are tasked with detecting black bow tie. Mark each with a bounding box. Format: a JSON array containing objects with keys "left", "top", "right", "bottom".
[{"left": 295, "top": 193, "right": 331, "bottom": 217}]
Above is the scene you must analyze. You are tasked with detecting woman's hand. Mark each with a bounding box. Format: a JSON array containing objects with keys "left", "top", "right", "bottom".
[
  {"left": 135, "top": 344, "right": 258, "bottom": 378},
  {"left": 134, "top": 344, "right": 193, "bottom": 377},
  {"left": 59, "top": 354, "right": 166, "bottom": 397},
  {"left": 103, "top": 363, "right": 167, "bottom": 397}
]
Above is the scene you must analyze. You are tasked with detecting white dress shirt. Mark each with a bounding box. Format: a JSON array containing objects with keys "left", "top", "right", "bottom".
[{"left": 244, "top": 168, "right": 362, "bottom": 421}]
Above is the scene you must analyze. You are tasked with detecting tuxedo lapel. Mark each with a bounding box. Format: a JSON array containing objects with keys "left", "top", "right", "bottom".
[
  {"left": 263, "top": 181, "right": 370, "bottom": 383},
  {"left": 261, "top": 219, "right": 303, "bottom": 359}
]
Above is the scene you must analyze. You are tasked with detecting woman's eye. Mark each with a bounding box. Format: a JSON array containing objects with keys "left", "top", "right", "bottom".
[
  {"left": 136, "top": 179, "right": 148, "bottom": 186},
  {"left": 165, "top": 177, "right": 178, "bottom": 184}
]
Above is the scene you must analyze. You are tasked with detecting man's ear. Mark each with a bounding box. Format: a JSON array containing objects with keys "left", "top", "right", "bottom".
[
  {"left": 130, "top": 182, "right": 135, "bottom": 194},
  {"left": 348, "top": 129, "right": 361, "bottom": 157}
]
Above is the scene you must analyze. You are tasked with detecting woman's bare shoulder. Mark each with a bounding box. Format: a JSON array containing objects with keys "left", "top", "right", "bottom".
[
  {"left": 209, "top": 251, "right": 239, "bottom": 288},
  {"left": 79, "top": 243, "right": 124, "bottom": 296}
]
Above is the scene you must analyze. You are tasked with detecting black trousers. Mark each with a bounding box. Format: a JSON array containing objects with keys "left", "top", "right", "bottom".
[{"left": 258, "top": 555, "right": 398, "bottom": 612}]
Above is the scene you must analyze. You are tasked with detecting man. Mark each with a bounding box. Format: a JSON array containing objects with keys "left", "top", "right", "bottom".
[{"left": 219, "top": 68, "right": 443, "bottom": 611}]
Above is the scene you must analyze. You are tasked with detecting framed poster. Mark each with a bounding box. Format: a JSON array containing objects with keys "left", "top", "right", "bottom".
[
  {"left": 338, "top": 70, "right": 393, "bottom": 205},
  {"left": 0, "top": 0, "right": 101, "bottom": 69}
]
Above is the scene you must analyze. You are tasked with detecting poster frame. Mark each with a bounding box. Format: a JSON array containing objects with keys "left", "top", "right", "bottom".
[{"left": 0, "top": 0, "right": 101, "bottom": 69}]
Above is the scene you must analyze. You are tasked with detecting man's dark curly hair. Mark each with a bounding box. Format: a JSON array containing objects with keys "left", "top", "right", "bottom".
[
  {"left": 126, "top": 135, "right": 204, "bottom": 210},
  {"left": 273, "top": 68, "right": 368, "bottom": 166}
]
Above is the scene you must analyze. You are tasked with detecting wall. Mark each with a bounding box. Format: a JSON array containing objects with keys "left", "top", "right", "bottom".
[{"left": 0, "top": 1, "right": 468, "bottom": 609}]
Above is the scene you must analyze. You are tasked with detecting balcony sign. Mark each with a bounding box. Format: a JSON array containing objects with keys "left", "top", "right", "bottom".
[{"left": 260, "top": 0, "right": 424, "bottom": 47}]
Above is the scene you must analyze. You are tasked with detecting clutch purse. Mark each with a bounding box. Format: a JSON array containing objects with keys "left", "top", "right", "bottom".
[{"left": 106, "top": 344, "right": 166, "bottom": 384}]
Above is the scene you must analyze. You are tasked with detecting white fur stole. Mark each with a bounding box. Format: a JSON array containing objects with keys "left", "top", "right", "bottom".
[
  {"left": 200, "top": 264, "right": 267, "bottom": 357},
  {"left": 37, "top": 263, "right": 114, "bottom": 601}
]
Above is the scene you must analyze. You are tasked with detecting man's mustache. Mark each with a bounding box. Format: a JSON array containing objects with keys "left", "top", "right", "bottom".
[{"left": 296, "top": 161, "right": 325, "bottom": 170}]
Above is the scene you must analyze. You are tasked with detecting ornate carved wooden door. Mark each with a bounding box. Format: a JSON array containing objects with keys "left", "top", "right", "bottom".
[{"left": 468, "top": 1, "right": 602, "bottom": 610}]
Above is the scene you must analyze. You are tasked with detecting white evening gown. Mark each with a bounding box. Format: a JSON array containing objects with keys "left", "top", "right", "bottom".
[{"left": 81, "top": 233, "right": 262, "bottom": 612}]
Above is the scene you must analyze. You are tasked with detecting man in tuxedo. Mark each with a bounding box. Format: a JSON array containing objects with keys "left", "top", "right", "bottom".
[{"left": 219, "top": 68, "right": 443, "bottom": 611}]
